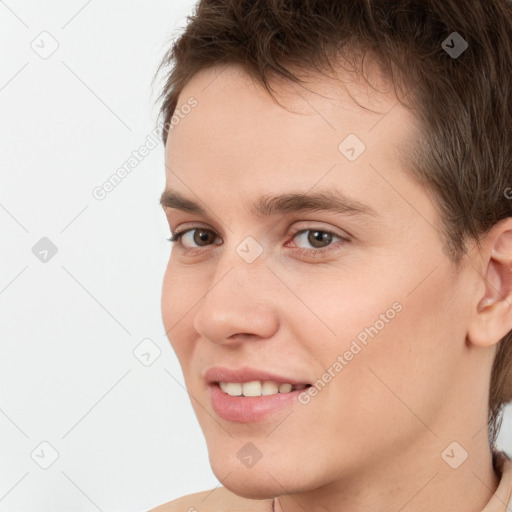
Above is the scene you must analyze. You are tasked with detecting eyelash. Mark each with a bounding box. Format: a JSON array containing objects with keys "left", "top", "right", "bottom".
[{"left": 166, "top": 225, "right": 349, "bottom": 258}]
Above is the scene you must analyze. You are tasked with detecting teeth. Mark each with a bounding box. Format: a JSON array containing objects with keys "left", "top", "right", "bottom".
[
  {"left": 219, "top": 381, "right": 308, "bottom": 397},
  {"left": 242, "top": 381, "right": 262, "bottom": 397},
  {"left": 262, "top": 381, "right": 279, "bottom": 395},
  {"left": 224, "top": 382, "right": 242, "bottom": 396},
  {"left": 278, "top": 383, "right": 292, "bottom": 393}
]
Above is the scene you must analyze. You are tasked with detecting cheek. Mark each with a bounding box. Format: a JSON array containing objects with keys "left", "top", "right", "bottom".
[
  {"left": 321, "top": 266, "right": 463, "bottom": 437},
  {"left": 161, "top": 261, "right": 198, "bottom": 361},
  {"left": 282, "top": 264, "right": 403, "bottom": 363},
  {"left": 291, "top": 259, "right": 462, "bottom": 403},
  {"left": 307, "top": 254, "right": 463, "bottom": 361}
]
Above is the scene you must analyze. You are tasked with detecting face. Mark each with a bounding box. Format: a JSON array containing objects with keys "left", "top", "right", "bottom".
[{"left": 160, "top": 63, "right": 478, "bottom": 499}]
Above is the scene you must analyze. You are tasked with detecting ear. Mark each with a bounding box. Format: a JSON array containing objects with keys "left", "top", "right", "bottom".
[{"left": 468, "top": 218, "right": 512, "bottom": 348}]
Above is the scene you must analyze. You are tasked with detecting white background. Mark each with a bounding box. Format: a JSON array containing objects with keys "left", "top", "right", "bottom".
[{"left": 0, "top": 1, "right": 510, "bottom": 511}]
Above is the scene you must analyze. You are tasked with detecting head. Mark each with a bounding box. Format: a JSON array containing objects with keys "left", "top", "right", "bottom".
[{"left": 155, "top": 0, "right": 512, "bottom": 499}]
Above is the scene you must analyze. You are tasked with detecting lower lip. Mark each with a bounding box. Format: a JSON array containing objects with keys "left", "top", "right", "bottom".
[{"left": 209, "top": 383, "right": 309, "bottom": 423}]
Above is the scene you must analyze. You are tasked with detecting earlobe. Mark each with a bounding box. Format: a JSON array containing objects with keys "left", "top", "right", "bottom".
[{"left": 468, "top": 223, "right": 512, "bottom": 348}]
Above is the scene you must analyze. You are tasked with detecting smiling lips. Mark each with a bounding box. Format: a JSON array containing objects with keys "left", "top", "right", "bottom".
[
  {"left": 219, "top": 380, "right": 309, "bottom": 396},
  {"left": 204, "top": 366, "right": 313, "bottom": 422},
  {"left": 204, "top": 365, "right": 311, "bottom": 389}
]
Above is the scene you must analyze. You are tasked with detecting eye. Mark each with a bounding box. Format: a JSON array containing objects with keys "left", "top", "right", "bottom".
[
  {"left": 286, "top": 226, "right": 348, "bottom": 257},
  {"left": 167, "top": 227, "right": 220, "bottom": 250}
]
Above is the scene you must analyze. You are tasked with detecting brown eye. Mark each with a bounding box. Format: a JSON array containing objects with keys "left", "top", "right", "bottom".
[
  {"left": 287, "top": 226, "right": 349, "bottom": 258},
  {"left": 193, "top": 229, "right": 217, "bottom": 246},
  {"left": 292, "top": 229, "right": 341, "bottom": 249},
  {"left": 306, "top": 230, "right": 335, "bottom": 248},
  {"left": 168, "top": 228, "right": 221, "bottom": 249}
]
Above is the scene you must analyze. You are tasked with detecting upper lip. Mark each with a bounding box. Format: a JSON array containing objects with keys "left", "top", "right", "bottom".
[{"left": 204, "top": 366, "right": 311, "bottom": 385}]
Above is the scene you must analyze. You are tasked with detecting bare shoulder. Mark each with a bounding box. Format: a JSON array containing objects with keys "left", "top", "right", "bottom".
[{"left": 149, "top": 485, "right": 272, "bottom": 512}]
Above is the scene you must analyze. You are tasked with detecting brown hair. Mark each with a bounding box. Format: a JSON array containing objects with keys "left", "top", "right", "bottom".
[{"left": 154, "top": 0, "right": 512, "bottom": 449}]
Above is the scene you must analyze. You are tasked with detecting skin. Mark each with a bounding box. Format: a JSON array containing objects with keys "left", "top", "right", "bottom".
[{"left": 157, "top": 61, "right": 512, "bottom": 512}]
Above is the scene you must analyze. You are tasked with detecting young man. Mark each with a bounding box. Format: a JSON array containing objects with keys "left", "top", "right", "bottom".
[{"left": 153, "top": 1, "right": 512, "bottom": 510}]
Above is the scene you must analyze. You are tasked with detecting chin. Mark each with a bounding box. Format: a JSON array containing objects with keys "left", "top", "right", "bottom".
[
  {"left": 213, "top": 473, "right": 279, "bottom": 501},
  {"left": 208, "top": 452, "right": 317, "bottom": 501}
]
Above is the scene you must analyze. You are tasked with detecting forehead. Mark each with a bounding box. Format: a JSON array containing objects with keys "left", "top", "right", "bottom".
[
  {"left": 175, "top": 59, "right": 399, "bottom": 118},
  {"left": 165, "top": 61, "right": 415, "bottom": 172}
]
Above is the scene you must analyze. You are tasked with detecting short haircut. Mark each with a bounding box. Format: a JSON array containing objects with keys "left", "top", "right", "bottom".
[{"left": 155, "top": 0, "right": 512, "bottom": 449}]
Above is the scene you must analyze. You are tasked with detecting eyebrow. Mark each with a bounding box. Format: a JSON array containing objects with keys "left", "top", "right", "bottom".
[{"left": 159, "top": 188, "right": 378, "bottom": 219}]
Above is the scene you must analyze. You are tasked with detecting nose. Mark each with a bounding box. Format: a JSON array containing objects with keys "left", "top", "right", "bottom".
[{"left": 192, "top": 249, "right": 280, "bottom": 346}]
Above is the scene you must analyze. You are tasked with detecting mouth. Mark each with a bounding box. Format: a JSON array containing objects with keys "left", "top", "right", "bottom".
[
  {"left": 204, "top": 366, "right": 312, "bottom": 389},
  {"left": 215, "top": 380, "right": 312, "bottom": 397},
  {"left": 204, "top": 366, "right": 314, "bottom": 422},
  {"left": 208, "top": 380, "right": 313, "bottom": 423}
]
